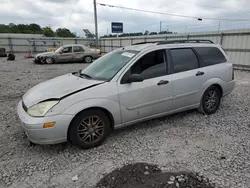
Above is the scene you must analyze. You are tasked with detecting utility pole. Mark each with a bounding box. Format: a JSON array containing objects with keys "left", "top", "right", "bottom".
[
  {"left": 160, "top": 21, "right": 162, "bottom": 32},
  {"left": 218, "top": 22, "right": 221, "bottom": 33},
  {"left": 94, "top": 0, "right": 98, "bottom": 48}
]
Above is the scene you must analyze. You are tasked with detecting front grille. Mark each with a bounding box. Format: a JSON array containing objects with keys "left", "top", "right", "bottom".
[{"left": 22, "top": 101, "right": 28, "bottom": 112}]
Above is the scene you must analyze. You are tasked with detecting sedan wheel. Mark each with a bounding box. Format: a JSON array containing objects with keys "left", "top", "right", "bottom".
[
  {"left": 45, "top": 57, "right": 54, "bottom": 64},
  {"left": 84, "top": 56, "right": 93, "bottom": 63},
  {"left": 69, "top": 109, "right": 110, "bottom": 149}
]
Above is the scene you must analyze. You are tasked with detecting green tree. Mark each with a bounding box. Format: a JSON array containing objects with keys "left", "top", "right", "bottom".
[
  {"left": 43, "top": 27, "right": 55, "bottom": 37},
  {"left": 56, "top": 28, "right": 76, "bottom": 37}
]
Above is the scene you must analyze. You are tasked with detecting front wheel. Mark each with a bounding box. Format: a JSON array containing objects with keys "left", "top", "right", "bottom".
[
  {"left": 84, "top": 56, "right": 93, "bottom": 63},
  {"left": 68, "top": 109, "right": 111, "bottom": 149},
  {"left": 45, "top": 57, "right": 54, "bottom": 64},
  {"left": 199, "top": 86, "right": 221, "bottom": 115}
]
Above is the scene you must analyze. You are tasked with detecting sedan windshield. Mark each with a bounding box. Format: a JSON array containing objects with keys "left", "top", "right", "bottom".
[
  {"left": 55, "top": 46, "right": 63, "bottom": 53},
  {"left": 81, "top": 50, "right": 139, "bottom": 81}
]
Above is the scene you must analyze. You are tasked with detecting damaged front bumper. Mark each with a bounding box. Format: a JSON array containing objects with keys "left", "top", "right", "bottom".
[{"left": 33, "top": 56, "right": 46, "bottom": 64}]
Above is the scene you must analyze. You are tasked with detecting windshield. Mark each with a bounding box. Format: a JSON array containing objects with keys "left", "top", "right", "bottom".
[
  {"left": 81, "top": 50, "right": 139, "bottom": 81},
  {"left": 55, "top": 46, "right": 63, "bottom": 53}
]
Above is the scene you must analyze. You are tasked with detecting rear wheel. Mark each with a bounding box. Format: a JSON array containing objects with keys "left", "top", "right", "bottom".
[
  {"left": 45, "top": 57, "right": 54, "bottom": 64},
  {"left": 84, "top": 56, "right": 93, "bottom": 63},
  {"left": 199, "top": 86, "right": 221, "bottom": 114},
  {"left": 69, "top": 109, "right": 110, "bottom": 149}
]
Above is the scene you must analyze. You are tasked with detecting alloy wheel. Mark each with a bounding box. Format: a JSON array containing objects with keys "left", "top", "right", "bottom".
[
  {"left": 77, "top": 116, "right": 105, "bottom": 143},
  {"left": 205, "top": 90, "right": 218, "bottom": 111}
]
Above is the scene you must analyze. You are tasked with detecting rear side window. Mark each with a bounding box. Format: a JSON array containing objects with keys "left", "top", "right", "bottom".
[
  {"left": 194, "top": 47, "right": 227, "bottom": 66},
  {"left": 170, "top": 48, "right": 199, "bottom": 73}
]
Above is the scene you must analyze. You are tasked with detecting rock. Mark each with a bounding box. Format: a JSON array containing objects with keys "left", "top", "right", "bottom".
[
  {"left": 28, "top": 171, "right": 32, "bottom": 176},
  {"left": 144, "top": 171, "right": 150, "bottom": 175},
  {"left": 220, "top": 155, "right": 226, "bottom": 160},
  {"left": 176, "top": 182, "right": 180, "bottom": 187},
  {"left": 72, "top": 175, "right": 78, "bottom": 182},
  {"left": 167, "top": 181, "right": 174, "bottom": 184},
  {"left": 145, "top": 166, "right": 149, "bottom": 170},
  {"left": 169, "top": 176, "right": 175, "bottom": 181}
]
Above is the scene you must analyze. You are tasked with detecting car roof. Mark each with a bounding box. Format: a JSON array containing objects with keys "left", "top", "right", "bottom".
[
  {"left": 62, "top": 44, "right": 87, "bottom": 47},
  {"left": 121, "top": 41, "right": 221, "bottom": 53}
]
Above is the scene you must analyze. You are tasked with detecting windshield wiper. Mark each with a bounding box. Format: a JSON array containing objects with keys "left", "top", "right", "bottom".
[{"left": 78, "top": 69, "right": 92, "bottom": 79}]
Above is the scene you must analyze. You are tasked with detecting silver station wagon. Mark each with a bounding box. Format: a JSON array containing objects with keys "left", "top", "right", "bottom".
[{"left": 17, "top": 40, "right": 235, "bottom": 149}]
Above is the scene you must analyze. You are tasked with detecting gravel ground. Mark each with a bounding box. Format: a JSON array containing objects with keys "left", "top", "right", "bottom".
[{"left": 0, "top": 54, "right": 250, "bottom": 188}]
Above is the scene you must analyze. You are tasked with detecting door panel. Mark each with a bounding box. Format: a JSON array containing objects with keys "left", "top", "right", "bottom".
[
  {"left": 172, "top": 69, "right": 206, "bottom": 109},
  {"left": 58, "top": 46, "right": 73, "bottom": 62},
  {"left": 118, "top": 49, "right": 173, "bottom": 124},
  {"left": 73, "top": 46, "right": 85, "bottom": 61},
  {"left": 170, "top": 48, "right": 206, "bottom": 109},
  {"left": 118, "top": 75, "right": 173, "bottom": 123}
]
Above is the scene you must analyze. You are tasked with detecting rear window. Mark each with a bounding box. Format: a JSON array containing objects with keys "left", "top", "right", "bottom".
[{"left": 194, "top": 47, "right": 227, "bottom": 67}]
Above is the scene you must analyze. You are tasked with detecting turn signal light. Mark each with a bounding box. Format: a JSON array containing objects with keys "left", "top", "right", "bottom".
[{"left": 43, "top": 122, "right": 55, "bottom": 128}]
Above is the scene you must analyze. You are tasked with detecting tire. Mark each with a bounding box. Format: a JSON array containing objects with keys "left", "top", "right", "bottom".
[
  {"left": 68, "top": 109, "right": 111, "bottom": 149},
  {"left": 45, "top": 57, "right": 54, "bottom": 64},
  {"left": 84, "top": 56, "right": 93, "bottom": 63},
  {"left": 199, "top": 86, "right": 221, "bottom": 115}
]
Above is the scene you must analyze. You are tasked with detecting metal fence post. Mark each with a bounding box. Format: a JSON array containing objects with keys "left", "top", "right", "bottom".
[
  {"left": 75, "top": 38, "right": 77, "bottom": 44},
  {"left": 120, "top": 38, "right": 122, "bottom": 47},
  {"left": 103, "top": 39, "right": 105, "bottom": 53},
  {"left": 8, "top": 37, "right": 13, "bottom": 52},
  {"left": 111, "top": 39, "right": 113, "bottom": 51},
  {"left": 131, "top": 38, "right": 133, "bottom": 45},
  {"left": 187, "top": 35, "right": 190, "bottom": 40},
  {"left": 32, "top": 38, "right": 36, "bottom": 53},
  {"left": 220, "top": 33, "right": 224, "bottom": 45}
]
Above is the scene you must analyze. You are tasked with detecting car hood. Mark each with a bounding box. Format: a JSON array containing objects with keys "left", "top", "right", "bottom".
[
  {"left": 23, "top": 73, "right": 105, "bottom": 108},
  {"left": 36, "top": 52, "right": 56, "bottom": 57}
]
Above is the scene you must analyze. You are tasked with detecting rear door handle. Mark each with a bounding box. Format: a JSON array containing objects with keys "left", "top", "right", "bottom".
[
  {"left": 196, "top": 71, "right": 205, "bottom": 76},
  {"left": 157, "top": 80, "right": 169, "bottom": 85}
]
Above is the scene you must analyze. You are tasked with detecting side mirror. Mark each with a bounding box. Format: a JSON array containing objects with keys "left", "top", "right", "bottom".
[{"left": 127, "top": 74, "right": 144, "bottom": 83}]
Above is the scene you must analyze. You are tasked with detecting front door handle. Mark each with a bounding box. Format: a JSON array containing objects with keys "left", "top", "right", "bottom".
[
  {"left": 157, "top": 80, "right": 169, "bottom": 85},
  {"left": 196, "top": 71, "right": 205, "bottom": 76}
]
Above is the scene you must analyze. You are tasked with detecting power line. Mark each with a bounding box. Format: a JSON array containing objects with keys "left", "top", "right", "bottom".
[{"left": 97, "top": 2, "right": 250, "bottom": 22}]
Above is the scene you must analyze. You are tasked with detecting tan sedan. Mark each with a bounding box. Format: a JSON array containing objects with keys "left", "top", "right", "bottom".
[{"left": 33, "top": 44, "right": 101, "bottom": 64}]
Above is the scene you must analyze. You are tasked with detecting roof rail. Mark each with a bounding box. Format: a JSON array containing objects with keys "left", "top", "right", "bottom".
[
  {"left": 157, "top": 40, "right": 214, "bottom": 45},
  {"left": 132, "top": 41, "right": 161, "bottom": 45},
  {"left": 131, "top": 39, "right": 214, "bottom": 46}
]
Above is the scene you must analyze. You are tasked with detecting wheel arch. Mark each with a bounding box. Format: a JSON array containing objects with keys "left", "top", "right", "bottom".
[{"left": 201, "top": 78, "right": 224, "bottom": 98}]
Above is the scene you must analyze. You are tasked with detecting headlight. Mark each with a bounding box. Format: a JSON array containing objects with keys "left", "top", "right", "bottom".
[{"left": 27, "top": 101, "right": 59, "bottom": 117}]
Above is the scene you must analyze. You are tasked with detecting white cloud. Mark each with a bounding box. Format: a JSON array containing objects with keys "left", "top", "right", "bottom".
[{"left": 0, "top": 0, "right": 250, "bottom": 36}]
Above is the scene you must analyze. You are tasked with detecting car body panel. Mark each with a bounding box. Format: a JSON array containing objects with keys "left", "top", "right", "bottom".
[
  {"left": 17, "top": 101, "right": 72, "bottom": 144},
  {"left": 23, "top": 73, "right": 104, "bottom": 108},
  {"left": 118, "top": 74, "right": 173, "bottom": 123}
]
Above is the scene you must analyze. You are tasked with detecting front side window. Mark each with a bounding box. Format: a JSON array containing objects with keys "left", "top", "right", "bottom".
[
  {"left": 122, "top": 50, "right": 166, "bottom": 82},
  {"left": 194, "top": 47, "right": 227, "bottom": 66},
  {"left": 81, "top": 50, "right": 139, "bottom": 81},
  {"left": 170, "top": 48, "right": 199, "bottom": 73},
  {"left": 74, "top": 46, "right": 84, "bottom": 52},
  {"left": 62, "top": 47, "right": 72, "bottom": 53}
]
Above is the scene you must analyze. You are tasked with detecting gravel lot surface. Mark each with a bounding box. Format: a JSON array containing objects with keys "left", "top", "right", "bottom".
[{"left": 0, "top": 55, "right": 250, "bottom": 188}]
